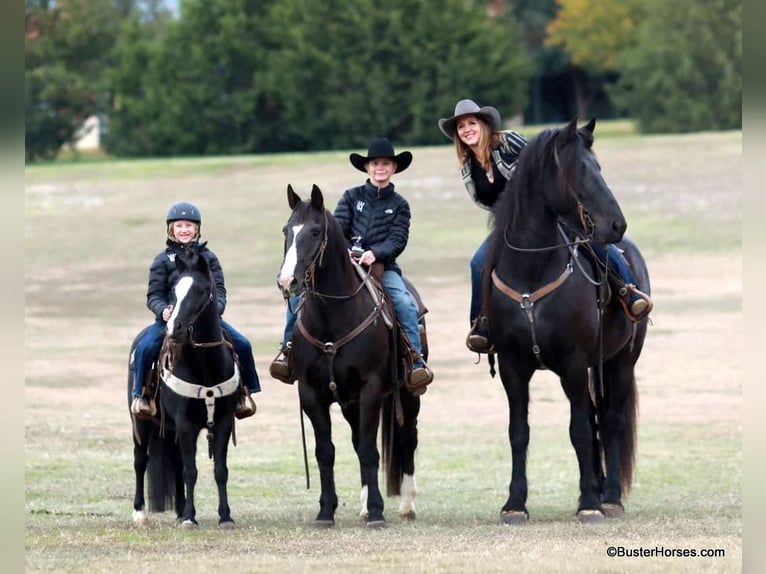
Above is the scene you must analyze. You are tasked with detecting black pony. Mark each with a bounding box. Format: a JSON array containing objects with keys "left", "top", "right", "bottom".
[
  {"left": 128, "top": 325, "right": 184, "bottom": 526},
  {"left": 277, "top": 184, "right": 421, "bottom": 528},
  {"left": 484, "top": 118, "right": 649, "bottom": 524},
  {"left": 128, "top": 245, "right": 241, "bottom": 528}
]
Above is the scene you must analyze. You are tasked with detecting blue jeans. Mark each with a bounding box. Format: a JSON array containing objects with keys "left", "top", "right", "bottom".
[
  {"left": 131, "top": 319, "right": 261, "bottom": 398},
  {"left": 591, "top": 244, "right": 643, "bottom": 301},
  {"left": 221, "top": 320, "right": 261, "bottom": 394},
  {"left": 469, "top": 235, "right": 491, "bottom": 324},
  {"left": 282, "top": 271, "right": 424, "bottom": 366},
  {"left": 132, "top": 320, "right": 166, "bottom": 398},
  {"left": 382, "top": 270, "right": 424, "bottom": 365}
]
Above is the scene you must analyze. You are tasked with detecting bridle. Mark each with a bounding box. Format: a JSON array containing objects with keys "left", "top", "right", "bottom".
[
  {"left": 297, "top": 210, "right": 372, "bottom": 302},
  {"left": 502, "top": 142, "right": 595, "bottom": 254},
  {"left": 172, "top": 285, "right": 225, "bottom": 349}
]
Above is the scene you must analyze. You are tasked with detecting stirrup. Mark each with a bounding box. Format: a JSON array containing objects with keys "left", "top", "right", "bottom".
[
  {"left": 131, "top": 396, "right": 156, "bottom": 418},
  {"left": 235, "top": 392, "right": 257, "bottom": 419},
  {"left": 465, "top": 317, "right": 494, "bottom": 353},
  {"left": 620, "top": 285, "right": 653, "bottom": 322},
  {"left": 269, "top": 343, "right": 294, "bottom": 384}
]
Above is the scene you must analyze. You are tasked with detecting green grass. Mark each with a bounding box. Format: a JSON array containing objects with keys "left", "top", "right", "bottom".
[{"left": 25, "top": 130, "right": 742, "bottom": 573}]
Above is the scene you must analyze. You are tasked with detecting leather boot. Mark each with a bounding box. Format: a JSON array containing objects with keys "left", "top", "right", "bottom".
[
  {"left": 235, "top": 389, "right": 257, "bottom": 419},
  {"left": 131, "top": 396, "right": 156, "bottom": 418},
  {"left": 466, "top": 316, "right": 494, "bottom": 353},
  {"left": 408, "top": 356, "right": 433, "bottom": 396},
  {"left": 620, "top": 285, "right": 653, "bottom": 322},
  {"left": 269, "top": 343, "right": 294, "bottom": 384}
]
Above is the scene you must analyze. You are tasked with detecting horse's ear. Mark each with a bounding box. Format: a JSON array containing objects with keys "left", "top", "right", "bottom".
[
  {"left": 556, "top": 117, "right": 579, "bottom": 146},
  {"left": 310, "top": 184, "right": 324, "bottom": 211},
  {"left": 287, "top": 185, "right": 301, "bottom": 210},
  {"left": 582, "top": 118, "right": 596, "bottom": 134},
  {"left": 195, "top": 249, "right": 210, "bottom": 274},
  {"left": 175, "top": 251, "right": 189, "bottom": 272}
]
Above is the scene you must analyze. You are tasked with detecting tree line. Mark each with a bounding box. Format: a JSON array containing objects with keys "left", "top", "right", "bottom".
[{"left": 25, "top": 0, "right": 741, "bottom": 162}]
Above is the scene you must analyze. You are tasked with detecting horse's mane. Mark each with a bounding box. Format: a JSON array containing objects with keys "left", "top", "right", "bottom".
[{"left": 486, "top": 124, "right": 594, "bottom": 269}]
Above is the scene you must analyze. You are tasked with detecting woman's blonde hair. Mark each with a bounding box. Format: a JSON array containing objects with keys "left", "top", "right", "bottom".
[{"left": 453, "top": 116, "right": 503, "bottom": 171}]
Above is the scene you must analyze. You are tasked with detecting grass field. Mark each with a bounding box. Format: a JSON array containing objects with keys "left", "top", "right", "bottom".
[{"left": 25, "top": 128, "right": 742, "bottom": 573}]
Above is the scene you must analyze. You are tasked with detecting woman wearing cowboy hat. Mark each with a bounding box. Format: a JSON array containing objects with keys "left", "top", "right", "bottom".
[
  {"left": 270, "top": 138, "right": 433, "bottom": 391},
  {"left": 438, "top": 99, "right": 653, "bottom": 354}
]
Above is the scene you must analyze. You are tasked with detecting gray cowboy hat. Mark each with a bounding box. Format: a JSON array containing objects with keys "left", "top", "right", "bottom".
[
  {"left": 349, "top": 138, "right": 413, "bottom": 173},
  {"left": 438, "top": 99, "right": 502, "bottom": 140}
]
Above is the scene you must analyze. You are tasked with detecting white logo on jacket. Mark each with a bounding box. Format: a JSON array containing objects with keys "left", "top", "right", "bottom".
[{"left": 356, "top": 201, "right": 365, "bottom": 212}]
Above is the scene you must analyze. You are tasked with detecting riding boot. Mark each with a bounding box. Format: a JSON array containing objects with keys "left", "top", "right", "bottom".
[
  {"left": 269, "top": 342, "right": 294, "bottom": 384},
  {"left": 235, "top": 388, "right": 257, "bottom": 419},
  {"left": 466, "top": 316, "right": 494, "bottom": 353},
  {"left": 407, "top": 353, "right": 433, "bottom": 396},
  {"left": 131, "top": 395, "right": 156, "bottom": 418},
  {"left": 618, "top": 284, "right": 653, "bottom": 322}
]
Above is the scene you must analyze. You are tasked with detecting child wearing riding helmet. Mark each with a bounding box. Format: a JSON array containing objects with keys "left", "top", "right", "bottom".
[
  {"left": 130, "top": 201, "right": 260, "bottom": 419},
  {"left": 269, "top": 138, "right": 434, "bottom": 391},
  {"left": 438, "top": 99, "right": 653, "bottom": 354}
]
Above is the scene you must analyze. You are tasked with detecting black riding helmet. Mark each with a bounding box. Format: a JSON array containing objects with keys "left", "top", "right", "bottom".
[
  {"left": 166, "top": 201, "right": 202, "bottom": 225},
  {"left": 166, "top": 201, "right": 202, "bottom": 240}
]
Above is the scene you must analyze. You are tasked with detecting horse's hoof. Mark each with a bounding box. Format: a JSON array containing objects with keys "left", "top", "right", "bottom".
[
  {"left": 219, "top": 520, "right": 235, "bottom": 530},
  {"left": 366, "top": 519, "right": 388, "bottom": 529},
  {"left": 399, "top": 511, "right": 416, "bottom": 521},
  {"left": 179, "top": 519, "right": 198, "bottom": 529},
  {"left": 500, "top": 510, "right": 528, "bottom": 525},
  {"left": 576, "top": 509, "right": 605, "bottom": 524},
  {"left": 314, "top": 519, "right": 335, "bottom": 528},
  {"left": 602, "top": 502, "right": 625, "bottom": 519},
  {"left": 132, "top": 510, "right": 148, "bottom": 527}
]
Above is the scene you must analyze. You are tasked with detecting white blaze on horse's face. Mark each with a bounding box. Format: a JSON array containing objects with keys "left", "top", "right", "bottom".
[
  {"left": 279, "top": 223, "right": 304, "bottom": 290},
  {"left": 166, "top": 276, "right": 193, "bottom": 336}
]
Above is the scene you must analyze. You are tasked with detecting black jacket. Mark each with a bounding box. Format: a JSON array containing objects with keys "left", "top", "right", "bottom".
[
  {"left": 333, "top": 180, "right": 411, "bottom": 274},
  {"left": 146, "top": 239, "right": 227, "bottom": 320}
]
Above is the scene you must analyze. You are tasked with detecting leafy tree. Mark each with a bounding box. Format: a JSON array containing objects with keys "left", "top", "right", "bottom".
[
  {"left": 260, "top": 0, "right": 530, "bottom": 151},
  {"left": 107, "top": 0, "right": 271, "bottom": 155},
  {"left": 544, "top": 0, "right": 644, "bottom": 119},
  {"left": 25, "top": 0, "right": 123, "bottom": 161},
  {"left": 610, "top": 0, "right": 741, "bottom": 133}
]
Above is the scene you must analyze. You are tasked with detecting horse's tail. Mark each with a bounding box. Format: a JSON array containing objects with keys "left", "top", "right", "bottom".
[
  {"left": 381, "top": 389, "right": 420, "bottom": 497},
  {"left": 592, "top": 363, "right": 639, "bottom": 494},
  {"left": 146, "top": 423, "right": 181, "bottom": 512}
]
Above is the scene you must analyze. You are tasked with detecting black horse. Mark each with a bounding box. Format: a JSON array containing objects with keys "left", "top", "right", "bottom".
[
  {"left": 277, "top": 184, "right": 421, "bottom": 528},
  {"left": 129, "top": 245, "right": 241, "bottom": 528},
  {"left": 484, "top": 118, "right": 648, "bottom": 524}
]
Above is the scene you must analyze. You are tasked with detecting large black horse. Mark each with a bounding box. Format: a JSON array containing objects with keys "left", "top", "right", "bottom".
[
  {"left": 484, "top": 118, "right": 649, "bottom": 524},
  {"left": 277, "top": 184, "right": 421, "bottom": 528},
  {"left": 128, "top": 245, "right": 241, "bottom": 528}
]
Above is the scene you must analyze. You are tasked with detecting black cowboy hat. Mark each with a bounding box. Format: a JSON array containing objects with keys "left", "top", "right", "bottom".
[
  {"left": 438, "top": 99, "right": 502, "bottom": 140},
  {"left": 349, "top": 138, "right": 413, "bottom": 173}
]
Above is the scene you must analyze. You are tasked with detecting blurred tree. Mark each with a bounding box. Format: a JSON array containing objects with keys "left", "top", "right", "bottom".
[
  {"left": 107, "top": 0, "right": 269, "bottom": 155},
  {"left": 610, "top": 0, "right": 741, "bottom": 133},
  {"left": 260, "top": 0, "right": 530, "bottom": 151},
  {"left": 25, "top": 0, "right": 123, "bottom": 161},
  {"left": 506, "top": 0, "right": 570, "bottom": 123},
  {"left": 544, "top": 0, "right": 643, "bottom": 120}
]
